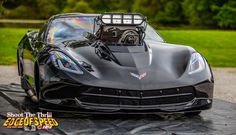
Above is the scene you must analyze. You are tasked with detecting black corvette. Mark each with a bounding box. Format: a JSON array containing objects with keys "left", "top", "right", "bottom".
[{"left": 17, "top": 13, "right": 214, "bottom": 115}]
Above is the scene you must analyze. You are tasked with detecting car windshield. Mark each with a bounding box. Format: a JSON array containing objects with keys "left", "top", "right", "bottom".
[
  {"left": 47, "top": 16, "right": 94, "bottom": 44},
  {"left": 46, "top": 16, "right": 164, "bottom": 44},
  {"left": 145, "top": 25, "right": 164, "bottom": 42}
]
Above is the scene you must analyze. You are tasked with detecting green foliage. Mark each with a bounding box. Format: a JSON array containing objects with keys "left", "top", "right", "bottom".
[
  {"left": 106, "top": 0, "right": 134, "bottom": 12},
  {"left": 0, "top": 0, "right": 236, "bottom": 29},
  {"left": 132, "top": 0, "right": 161, "bottom": 19},
  {"left": 2, "top": 5, "right": 37, "bottom": 19},
  {"left": 155, "top": 0, "right": 184, "bottom": 24},
  {"left": 0, "top": 1, "right": 3, "bottom": 17},
  {"left": 89, "top": 0, "right": 109, "bottom": 12},
  {"left": 0, "top": 28, "right": 26, "bottom": 65},
  {"left": 1, "top": 0, "right": 65, "bottom": 19},
  {"left": 214, "top": 1, "right": 236, "bottom": 29},
  {"left": 63, "top": 0, "right": 93, "bottom": 13},
  {"left": 183, "top": 0, "right": 217, "bottom": 26},
  {"left": 1, "top": 0, "right": 37, "bottom": 19},
  {"left": 37, "top": 0, "right": 60, "bottom": 19},
  {"left": 132, "top": 0, "right": 185, "bottom": 25}
]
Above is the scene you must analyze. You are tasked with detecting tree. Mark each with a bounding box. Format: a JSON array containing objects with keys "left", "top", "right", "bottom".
[
  {"left": 155, "top": 0, "right": 185, "bottom": 25},
  {"left": 1, "top": 0, "right": 37, "bottom": 19},
  {"left": 1, "top": 0, "right": 236, "bottom": 29},
  {"left": 37, "top": 0, "right": 60, "bottom": 19},
  {"left": 132, "top": 0, "right": 162, "bottom": 21},
  {"left": 89, "top": 0, "right": 134, "bottom": 12},
  {"left": 1, "top": 0, "right": 61, "bottom": 19},
  {"left": 0, "top": 1, "right": 4, "bottom": 18},
  {"left": 2, "top": 5, "right": 38, "bottom": 19},
  {"left": 183, "top": 0, "right": 217, "bottom": 27},
  {"left": 214, "top": 1, "right": 236, "bottom": 29},
  {"left": 106, "top": 0, "right": 134, "bottom": 12},
  {"left": 63, "top": 0, "right": 93, "bottom": 13},
  {"left": 1, "top": 0, "right": 37, "bottom": 9},
  {"left": 89, "top": 0, "right": 108, "bottom": 12}
]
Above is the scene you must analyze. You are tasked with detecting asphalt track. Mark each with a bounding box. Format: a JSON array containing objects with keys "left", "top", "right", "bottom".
[{"left": 0, "top": 84, "right": 236, "bottom": 135}]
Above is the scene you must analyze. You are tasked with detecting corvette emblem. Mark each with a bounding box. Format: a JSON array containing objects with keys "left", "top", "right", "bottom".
[{"left": 130, "top": 72, "right": 147, "bottom": 80}]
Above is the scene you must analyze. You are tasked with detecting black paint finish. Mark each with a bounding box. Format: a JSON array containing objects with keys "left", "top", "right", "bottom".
[{"left": 17, "top": 13, "right": 214, "bottom": 113}]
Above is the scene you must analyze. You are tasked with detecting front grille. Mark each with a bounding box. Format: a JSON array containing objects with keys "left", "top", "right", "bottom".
[{"left": 78, "top": 86, "right": 195, "bottom": 107}]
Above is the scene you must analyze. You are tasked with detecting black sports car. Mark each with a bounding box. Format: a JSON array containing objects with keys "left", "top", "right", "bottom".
[{"left": 17, "top": 13, "right": 214, "bottom": 115}]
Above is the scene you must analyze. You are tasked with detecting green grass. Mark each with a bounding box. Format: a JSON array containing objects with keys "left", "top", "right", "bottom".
[
  {"left": 0, "top": 28, "right": 235, "bottom": 67},
  {"left": 0, "top": 28, "right": 28, "bottom": 65},
  {"left": 159, "top": 30, "right": 236, "bottom": 67}
]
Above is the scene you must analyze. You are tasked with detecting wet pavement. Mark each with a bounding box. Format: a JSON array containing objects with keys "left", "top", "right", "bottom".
[{"left": 0, "top": 84, "right": 236, "bottom": 135}]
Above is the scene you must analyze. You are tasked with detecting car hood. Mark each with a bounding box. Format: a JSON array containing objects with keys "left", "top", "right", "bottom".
[{"left": 60, "top": 40, "right": 210, "bottom": 90}]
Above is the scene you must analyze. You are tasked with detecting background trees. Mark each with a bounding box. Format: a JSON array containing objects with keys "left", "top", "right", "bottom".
[
  {"left": 0, "top": 0, "right": 235, "bottom": 29},
  {"left": 214, "top": 1, "right": 236, "bottom": 29}
]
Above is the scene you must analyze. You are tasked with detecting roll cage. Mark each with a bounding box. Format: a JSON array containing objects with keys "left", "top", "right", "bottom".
[{"left": 94, "top": 13, "right": 147, "bottom": 46}]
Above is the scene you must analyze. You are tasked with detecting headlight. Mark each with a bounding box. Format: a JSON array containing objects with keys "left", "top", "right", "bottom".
[
  {"left": 50, "top": 51, "right": 83, "bottom": 74},
  {"left": 188, "top": 53, "right": 205, "bottom": 74}
]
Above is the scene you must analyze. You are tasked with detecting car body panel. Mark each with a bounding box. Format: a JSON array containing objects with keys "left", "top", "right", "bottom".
[{"left": 17, "top": 13, "right": 214, "bottom": 113}]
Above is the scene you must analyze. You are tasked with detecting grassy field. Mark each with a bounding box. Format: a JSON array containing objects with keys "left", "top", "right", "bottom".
[
  {"left": 0, "top": 28, "right": 27, "bottom": 65},
  {"left": 0, "top": 28, "right": 235, "bottom": 67},
  {"left": 159, "top": 30, "right": 236, "bottom": 67}
]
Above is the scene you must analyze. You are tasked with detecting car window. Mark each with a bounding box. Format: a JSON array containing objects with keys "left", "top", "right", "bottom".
[
  {"left": 145, "top": 25, "right": 164, "bottom": 42},
  {"left": 46, "top": 17, "right": 94, "bottom": 44}
]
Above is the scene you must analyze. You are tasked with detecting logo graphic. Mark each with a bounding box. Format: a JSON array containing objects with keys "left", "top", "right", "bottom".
[
  {"left": 130, "top": 72, "right": 147, "bottom": 80},
  {"left": 3, "top": 112, "right": 58, "bottom": 131}
]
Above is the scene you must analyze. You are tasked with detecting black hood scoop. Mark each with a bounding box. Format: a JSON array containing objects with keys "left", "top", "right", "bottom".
[
  {"left": 92, "top": 40, "right": 150, "bottom": 68},
  {"left": 107, "top": 46, "right": 150, "bottom": 68},
  {"left": 92, "top": 42, "right": 121, "bottom": 65}
]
